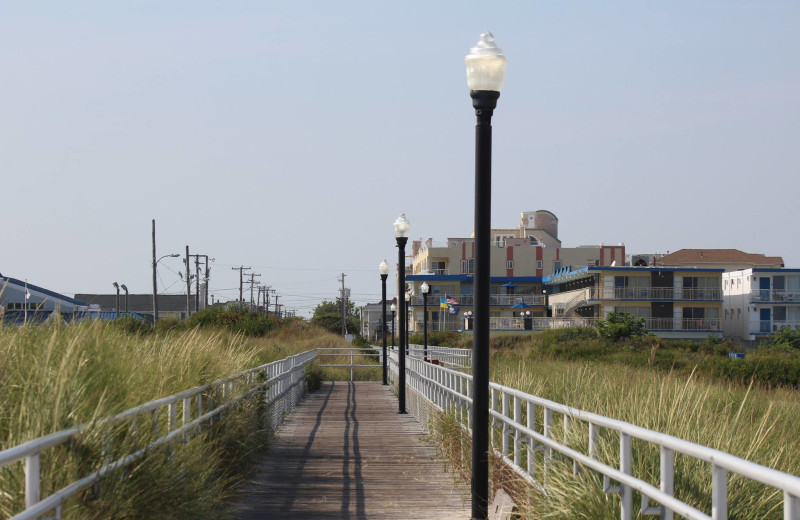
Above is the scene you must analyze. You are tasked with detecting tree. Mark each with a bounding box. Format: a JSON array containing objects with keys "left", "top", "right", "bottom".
[
  {"left": 596, "top": 312, "right": 646, "bottom": 341},
  {"left": 311, "top": 298, "right": 359, "bottom": 335}
]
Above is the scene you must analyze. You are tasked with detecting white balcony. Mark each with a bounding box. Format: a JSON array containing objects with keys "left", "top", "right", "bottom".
[
  {"left": 749, "top": 290, "right": 800, "bottom": 303},
  {"left": 751, "top": 320, "right": 800, "bottom": 334}
]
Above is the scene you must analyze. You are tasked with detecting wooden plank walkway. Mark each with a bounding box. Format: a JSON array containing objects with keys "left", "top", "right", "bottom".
[{"left": 232, "top": 381, "right": 469, "bottom": 519}]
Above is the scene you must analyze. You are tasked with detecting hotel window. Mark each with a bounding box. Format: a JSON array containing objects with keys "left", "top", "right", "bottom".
[
  {"left": 507, "top": 261, "right": 513, "bottom": 269},
  {"left": 553, "top": 261, "right": 562, "bottom": 272},
  {"left": 461, "top": 260, "right": 467, "bottom": 274},
  {"left": 468, "top": 259, "right": 475, "bottom": 275},
  {"left": 536, "top": 260, "right": 543, "bottom": 269}
]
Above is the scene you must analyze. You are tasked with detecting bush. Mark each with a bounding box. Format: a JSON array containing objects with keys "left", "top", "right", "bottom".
[
  {"left": 764, "top": 328, "right": 800, "bottom": 350},
  {"left": 596, "top": 312, "right": 646, "bottom": 341},
  {"left": 187, "top": 305, "right": 276, "bottom": 337}
]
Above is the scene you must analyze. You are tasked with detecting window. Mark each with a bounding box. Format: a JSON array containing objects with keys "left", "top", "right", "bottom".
[
  {"left": 553, "top": 261, "right": 562, "bottom": 272},
  {"left": 507, "top": 261, "right": 513, "bottom": 269},
  {"left": 468, "top": 259, "right": 475, "bottom": 275},
  {"left": 461, "top": 260, "right": 467, "bottom": 274},
  {"left": 536, "top": 260, "right": 543, "bottom": 269}
]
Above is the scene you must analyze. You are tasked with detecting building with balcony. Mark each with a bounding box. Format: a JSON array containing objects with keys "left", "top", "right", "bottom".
[
  {"left": 404, "top": 274, "right": 547, "bottom": 332},
  {"left": 410, "top": 210, "right": 625, "bottom": 280},
  {"left": 722, "top": 268, "right": 800, "bottom": 344},
  {"left": 543, "top": 266, "right": 724, "bottom": 339}
]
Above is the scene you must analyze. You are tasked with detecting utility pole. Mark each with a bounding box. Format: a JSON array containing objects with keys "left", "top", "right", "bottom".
[
  {"left": 151, "top": 219, "right": 158, "bottom": 323},
  {"left": 231, "top": 266, "right": 251, "bottom": 305},
  {"left": 274, "top": 294, "right": 280, "bottom": 319},
  {"left": 266, "top": 287, "right": 273, "bottom": 316},
  {"left": 194, "top": 254, "right": 200, "bottom": 313},
  {"left": 185, "top": 245, "right": 191, "bottom": 317},
  {"left": 339, "top": 273, "right": 348, "bottom": 337},
  {"left": 204, "top": 256, "right": 210, "bottom": 308},
  {"left": 247, "top": 272, "right": 261, "bottom": 310}
]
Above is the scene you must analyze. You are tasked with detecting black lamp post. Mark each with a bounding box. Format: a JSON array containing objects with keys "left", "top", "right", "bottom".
[
  {"left": 391, "top": 303, "right": 396, "bottom": 349},
  {"left": 379, "top": 259, "right": 390, "bottom": 385},
  {"left": 405, "top": 291, "right": 411, "bottom": 356},
  {"left": 465, "top": 31, "right": 507, "bottom": 520},
  {"left": 112, "top": 282, "right": 120, "bottom": 321},
  {"left": 394, "top": 213, "right": 410, "bottom": 414},
  {"left": 421, "top": 281, "right": 430, "bottom": 361},
  {"left": 121, "top": 284, "right": 129, "bottom": 316}
]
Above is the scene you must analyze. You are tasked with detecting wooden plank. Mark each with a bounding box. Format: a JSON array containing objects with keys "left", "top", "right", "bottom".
[{"left": 232, "top": 381, "right": 470, "bottom": 519}]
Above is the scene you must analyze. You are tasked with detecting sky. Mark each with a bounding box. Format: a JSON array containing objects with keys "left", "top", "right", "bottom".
[{"left": 2, "top": 1, "right": 799, "bottom": 317}]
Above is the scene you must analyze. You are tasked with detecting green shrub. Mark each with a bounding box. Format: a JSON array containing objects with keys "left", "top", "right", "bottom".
[
  {"left": 764, "top": 328, "right": 800, "bottom": 350},
  {"left": 186, "top": 305, "right": 275, "bottom": 337},
  {"left": 596, "top": 312, "right": 646, "bottom": 341}
]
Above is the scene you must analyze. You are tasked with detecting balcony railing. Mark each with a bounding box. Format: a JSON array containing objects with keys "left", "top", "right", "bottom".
[
  {"left": 750, "top": 290, "right": 800, "bottom": 302},
  {"left": 415, "top": 269, "right": 450, "bottom": 276},
  {"left": 752, "top": 320, "right": 800, "bottom": 334},
  {"left": 408, "top": 294, "right": 545, "bottom": 306},
  {"left": 643, "top": 318, "right": 721, "bottom": 331},
  {"left": 605, "top": 287, "right": 721, "bottom": 301}
]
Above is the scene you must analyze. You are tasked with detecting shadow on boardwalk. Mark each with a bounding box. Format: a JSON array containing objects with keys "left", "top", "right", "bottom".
[{"left": 232, "top": 381, "right": 469, "bottom": 519}]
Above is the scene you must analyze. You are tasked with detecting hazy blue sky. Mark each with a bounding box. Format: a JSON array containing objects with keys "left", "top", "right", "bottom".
[{"left": 2, "top": 1, "right": 798, "bottom": 316}]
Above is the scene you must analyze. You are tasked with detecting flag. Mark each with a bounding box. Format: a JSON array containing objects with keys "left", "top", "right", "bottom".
[
  {"left": 26, "top": 290, "right": 31, "bottom": 300},
  {"left": 440, "top": 298, "right": 448, "bottom": 309}
]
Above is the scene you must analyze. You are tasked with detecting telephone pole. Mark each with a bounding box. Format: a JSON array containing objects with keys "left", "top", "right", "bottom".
[
  {"left": 231, "top": 266, "right": 251, "bottom": 305},
  {"left": 274, "top": 294, "right": 280, "bottom": 319},
  {"left": 152, "top": 219, "right": 158, "bottom": 323},
  {"left": 184, "top": 246, "right": 192, "bottom": 317},
  {"left": 339, "top": 273, "right": 348, "bottom": 337},
  {"left": 246, "top": 272, "right": 261, "bottom": 310}
]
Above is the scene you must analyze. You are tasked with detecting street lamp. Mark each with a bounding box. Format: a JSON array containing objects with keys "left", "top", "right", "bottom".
[
  {"left": 465, "top": 310, "right": 473, "bottom": 331},
  {"left": 379, "top": 259, "right": 390, "bottom": 385},
  {"left": 112, "top": 282, "right": 120, "bottom": 321},
  {"left": 394, "top": 212, "right": 410, "bottom": 414},
  {"left": 390, "top": 302, "right": 397, "bottom": 350},
  {"left": 421, "top": 282, "right": 430, "bottom": 361},
  {"left": 153, "top": 253, "right": 180, "bottom": 323},
  {"left": 121, "top": 284, "right": 129, "bottom": 316},
  {"left": 465, "top": 30, "right": 507, "bottom": 520},
  {"left": 405, "top": 291, "right": 411, "bottom": 355}
]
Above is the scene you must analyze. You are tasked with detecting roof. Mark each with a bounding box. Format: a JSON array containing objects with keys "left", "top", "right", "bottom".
[
  {"left": 74, "top": 294, "right": 189, "bottom": 313},
  {"left": 1, "top": 277, "right": 87, "bottom": 306},
  {"left": 656, "top": 249, "right": 784, "bottom": 267}
]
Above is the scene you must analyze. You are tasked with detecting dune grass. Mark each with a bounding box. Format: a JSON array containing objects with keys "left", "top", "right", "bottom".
[
  {"left": 0, "top": 320, "right": 343, "bottom": 519},
  {"left": 430, "top": 335, "right": 800, "bottom": 519}
]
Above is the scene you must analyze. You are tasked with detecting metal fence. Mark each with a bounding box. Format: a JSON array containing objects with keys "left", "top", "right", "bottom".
[
  {"left": 0, "top": 350, "right": 317, "bottom": 520},
  {"left": 388, "top": 349, "right": 800, "bottom": 520}
]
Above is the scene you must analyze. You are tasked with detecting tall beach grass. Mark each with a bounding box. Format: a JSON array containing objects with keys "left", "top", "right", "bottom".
[{"left": 0, "top": 320, "right": 343, "bottom": 519}]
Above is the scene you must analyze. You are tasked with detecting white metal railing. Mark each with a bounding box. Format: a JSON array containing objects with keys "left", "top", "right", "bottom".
[
  {"left": 0, "top": 350, "right": 317, "bottom": 520},
  {"left": 752, "top": 320, "right": 800, "bottom": 334},
  {"left": 408, "top": 294, "right": 545, "bottom": 306},
  {"left": 750, "top": 290, "right": 800, "bottom": 302},
  {"left": 388, "top": 350, "right": 800, "bottom": 520},
  {"left": 605, "top": 287, "right": 721, "bottom": 301},
  {"left": 406, "top": 344, "right": 471, "bottom": 371},
  {"left": 316, "top": 347, "right": 381, "bottom": 381}
]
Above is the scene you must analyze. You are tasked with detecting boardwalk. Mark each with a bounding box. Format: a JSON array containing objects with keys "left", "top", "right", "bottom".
[{"left": 233, "top": 381, "right": 470, "bottom": 520}]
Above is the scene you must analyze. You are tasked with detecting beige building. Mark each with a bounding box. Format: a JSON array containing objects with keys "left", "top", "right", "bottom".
[
  {"left": 545, "top": 266, "right": 724, "bottom": 339},
  {"left": 403, "top": 210, "right": 625, "bottom": 332}
]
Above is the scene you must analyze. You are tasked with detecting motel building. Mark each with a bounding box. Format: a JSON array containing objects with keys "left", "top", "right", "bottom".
[
  {"left": 722, "top": 268, "right": 800, "bottom": 345},
  {"left": 543, "top": 266, "right": 724, "bottom": 339}
]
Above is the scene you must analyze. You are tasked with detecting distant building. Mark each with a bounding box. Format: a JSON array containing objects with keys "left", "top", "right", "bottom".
[
  {"left": 722, "top": 268, "right": 800, "bottom": 344},
  {"left": 655, "top": 249, "right": 784, "bottom": 271},
  {"left": 545, "top": 266, "right": 724, "bottom": 339},
  {"left": 404, "top": 210, "right": 625, "bottom": 332},
  {"left": 74, "top": 293, "right": 189, "bottom": 321},
  {"left": 1, "top": 275, "right": 88, "bottom": 324},
  {"left": 360, "top": 298, "right": 396, "bottom": 341}
]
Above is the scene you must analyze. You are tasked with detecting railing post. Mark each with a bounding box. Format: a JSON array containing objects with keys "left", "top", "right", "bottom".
[
  {"left": 620, "top": 432, "right": 632, "bottom": 520},
  {"left": 544, "top": 408, "right": 552, "bottom": 477},
  {"left": 712, "top": 465, "right": 728, "bottom": 520},
  {"left": 589, "top": 422, "right": 598, "bottom": 460},
  {"left": 25, "top": 453, "right": 40, "bottom": 509},
  {"left": 661, "top": 446, "right": 674, "bottom": 520},
  {"left": 513, "top": 395, "right": 522, "bottom": 466},
  {"left": 785, "top": 491, "right": 800, "bottom": 520},
  {"left": 501, "top": 392, "right": 510, "bottom": 456},
  {"left": 527, "top": 401, "right": 535, "bottom": 478}
]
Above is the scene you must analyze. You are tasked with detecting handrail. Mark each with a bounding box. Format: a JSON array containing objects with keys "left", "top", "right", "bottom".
[
  {"left": 389, "top": 349, "right": 800, "bottom": 519},
  {"left": 0, "top": 349, "right": 318, "bottom": 520}
]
